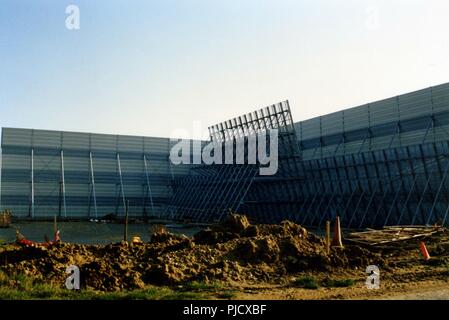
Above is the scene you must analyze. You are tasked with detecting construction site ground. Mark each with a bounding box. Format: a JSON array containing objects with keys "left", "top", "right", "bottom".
[{"left": 0, "top": 215, "right": 448, "bottom": 300}]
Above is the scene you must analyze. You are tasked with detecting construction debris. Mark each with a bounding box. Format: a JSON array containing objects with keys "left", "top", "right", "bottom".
[{"left": 346, "top": 226, "right": 446, "bottom": 246}]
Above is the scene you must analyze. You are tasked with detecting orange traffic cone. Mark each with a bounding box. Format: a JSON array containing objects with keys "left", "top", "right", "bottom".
[
  {"left": 332, "top": 216, "right": 343, "bottom": 248},
  {"left": 419, "top": 241, "right": 430, "bottom": 260}
]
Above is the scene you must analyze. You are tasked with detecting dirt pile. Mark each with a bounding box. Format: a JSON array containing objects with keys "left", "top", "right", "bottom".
[{"left": 0, "top": 215, "right": 385, "bottom": 291}]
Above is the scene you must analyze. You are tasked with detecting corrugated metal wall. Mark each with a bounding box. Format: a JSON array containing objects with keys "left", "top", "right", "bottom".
[
  {"left": 246, "top": 83, "right": 449, "bottom": 227},
  {"left": 1, "top": 82, "right": 448, "bottom": 227},
  {"left": 295, "top": 82, "right": 449, "bottom": 160},
  {"left": 0, "top": 129, "right": 192, "bottom": 219}
]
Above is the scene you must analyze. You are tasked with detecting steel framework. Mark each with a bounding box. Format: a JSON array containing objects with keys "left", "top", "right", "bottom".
[
  {"left": 166, "top": 100, "right": 302, "bottom": 222},
  {"left": 2, "top": 83, "right": 449, "bottom": 226}
]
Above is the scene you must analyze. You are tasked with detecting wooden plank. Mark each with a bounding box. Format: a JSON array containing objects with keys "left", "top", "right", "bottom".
[{"left": 345, "top": 226, "right": 444, "bottom": 246}]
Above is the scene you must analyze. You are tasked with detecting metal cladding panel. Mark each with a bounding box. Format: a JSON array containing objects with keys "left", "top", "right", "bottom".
[
  {"left": 33, "top": 130, "right": 61, "bottom": 148},
  {"left": 34, "top": 206, "right": 58, "bottom": 216},
  {"left": 121, "top": 184, "right": 142, "bottom": 195},
  {"left": 433, "top": 125, "right": 449, "bottom": 142},
  {"left": 432, "top": 83, "right": 449, "bottom": 113},
  {"left": 2, "top": 128, "right": 33, "bottom": 147},
  {"left": 95, "top": 184, "right": 117, "bottom": 196},
  {"left": 1, "top": 153, "right": 30, "bottom": 170},
  {"left": 65, "top": 183, "right": 89, "bottom": 196},
  {"left": 400, "top": 129, "right": 428, "bottom": 146},
  {"left": 369, "top": 135, "right": 393, "bottom": 150},
  {"left": 65, "top": 207, "right": 88, "bottom": 217},
  {"left": 92, "top": 157, "right": 116, "bottom": 172},
  {"left": 300, "top": 117, "right": 321, "bottom": 140},
  {"left": 171, "top": 165, "right": 191, "bottom": 176},
  {"left": 97, "top": 206, "right": 116, "bottom": 215},
  {"left": 321, "top": 145, "right": 336, "bottom": 157},
  {"left": 1, "top": 169, "right": 29, "bottom": 183},
  {"left": 344, "top": 105, "right": 369, "bottom": 131},
  {"left": 398, "top": 88, "right": 432, "bottom": 121},
  {"left": 64, "top": 156, "right": 88, "bottom": 171},
  {"left": 145, "top": 137, "right": 170, "bottom": 154},
  {"left": 1, "top": 182, "right": 29, "bottom": 195},
  {"left": 149, "top": 185, "right": 171, "bottom": 197},
  {"left": 1, "top": 128, "right": 193, "bottom": 218},
  {"left": 34, "top": 182, "right": 59, "bottom": 196},
  {"left": 343, "top": 140, "right": 364, "bottom": 154},
  {"left": 302, "top": 149, "right": 315, "bottom": 159},
  {"left": 90, "top": 133, "right": 117, "bottom": 151},
  {"left": 145, "top": 159, "right": 169, "bottom": 172},
  {"left": 62, "top": 131, "right": 90, "bottom": 150},
  {"left": 321, "top": 111, "right": 343, "bottom": 136},
  {"left": 33, "top": 155, "right": 60, "bottom": 171},
  {"left": 120, "top": 158, "right": 143, "bottom": 172},
  {"left": 370, "top": 97, "right": 399, "bottom": 126},
  {"left": 6, "top": 205, "right": 28, "bottom": 215},
  {"left": 118, "top": 135, "right": 144, "bottom": 152}
]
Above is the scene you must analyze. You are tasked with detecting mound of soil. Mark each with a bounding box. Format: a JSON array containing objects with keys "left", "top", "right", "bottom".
[{"left": 0, "top": 215, "right": 389, "bottom": 291}]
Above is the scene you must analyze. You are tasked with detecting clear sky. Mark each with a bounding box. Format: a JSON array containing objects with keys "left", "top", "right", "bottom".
[{"left": 1, "top": 0, "right": 449, "bottom": 140}]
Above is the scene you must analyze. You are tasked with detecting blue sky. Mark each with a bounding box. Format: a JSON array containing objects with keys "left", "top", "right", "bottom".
[{"left": 1, "top": 0, "right": 449, "bottom": 139}]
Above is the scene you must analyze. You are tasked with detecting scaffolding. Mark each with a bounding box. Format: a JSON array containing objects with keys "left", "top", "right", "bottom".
[
  {"left": 166, "top": 100, "right": 302, "bottom": 222},
  {"left": 2, "top": 83, "right": 449, "bottom": 225}
]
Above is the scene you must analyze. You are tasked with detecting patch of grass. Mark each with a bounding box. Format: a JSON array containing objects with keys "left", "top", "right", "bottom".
[
  {"left": 181, "top": 281, "right": 222, "bottom": 291},
  {"left": 166, "top": 281, "right": 238, "bottom": 300},
  {"left": 322, "top": 278, "right": 355, "bottom": 288},
  {"left": 0, "top": 271, "right": 208, "bottom": 300},
  {"left": 292, "top": 276, "right": 319, "bottom": 289},
  {"left": 291, "top": 275, "right": 355, "bottom": 290},
  {"left": 162, "top": 291, "right": 207, "bottom": 300},
  {"left": 216, "top": 290, "right": 237, "bottom": 299}
]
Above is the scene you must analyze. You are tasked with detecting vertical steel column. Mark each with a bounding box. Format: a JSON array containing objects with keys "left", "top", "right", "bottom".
[
  {"left": 89, "top": 151, "right": 98, "bottom": 219},
  {"left": 168, "top": 143, "right": 175, "bottom": 181},
  {"left": 143, "top": 154, "right": 155, "bottom": 217},
  {"left": 60, "top": 150, "right": 67, "bottom": 218},
  {"left": 30, "top": 148, "right": 35, "bottom": 218},
  {"left": 117, "top": 153, "right": 126, "bottom": 216}
]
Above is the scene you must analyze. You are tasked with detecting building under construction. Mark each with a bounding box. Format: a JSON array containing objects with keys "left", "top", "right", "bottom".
[{"left": 1, "top": 83, "right": 449, "bottom": 228}]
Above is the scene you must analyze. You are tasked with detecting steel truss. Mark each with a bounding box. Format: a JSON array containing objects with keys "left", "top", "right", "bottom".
[{"left": 166, "top": 101, "right": 302, "bottom": 222}]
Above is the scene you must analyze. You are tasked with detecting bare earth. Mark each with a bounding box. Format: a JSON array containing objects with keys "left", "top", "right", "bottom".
[
  {"left": 232, "top": 279, "right": 449, "bottom": 300},
  {"left": 1, "top": 215, "right": 448, "bottom": 299}
]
